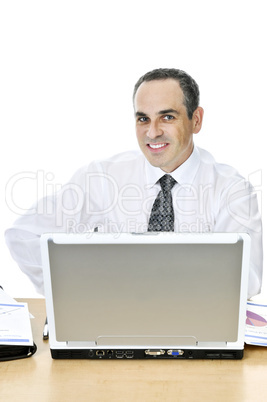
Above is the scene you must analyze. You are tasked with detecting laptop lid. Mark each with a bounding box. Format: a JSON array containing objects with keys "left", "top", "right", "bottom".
[{"left": 41, "top": 232, "right": 250, "bottom": 359}]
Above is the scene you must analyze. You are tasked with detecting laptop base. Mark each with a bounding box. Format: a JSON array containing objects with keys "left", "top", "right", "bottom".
[
  {"left": 51, "top": 348, "right": 243, "bottom": 360},
  {"left": 42, "top": 232, "right": 250, "bottom": 362}
]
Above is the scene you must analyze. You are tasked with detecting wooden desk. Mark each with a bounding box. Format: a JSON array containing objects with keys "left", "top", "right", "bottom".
[{"left": 1, "top": 299, "right": 267, "bottom": 402}]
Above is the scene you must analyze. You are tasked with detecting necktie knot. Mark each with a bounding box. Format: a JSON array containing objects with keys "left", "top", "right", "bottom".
[{"left": 159, "top": 174, "right": 176, "bottom": 193}]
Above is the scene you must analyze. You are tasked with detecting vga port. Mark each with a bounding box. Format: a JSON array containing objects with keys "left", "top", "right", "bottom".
[{"left": 167, "top": 349, "right": 184, "bottom": 356}]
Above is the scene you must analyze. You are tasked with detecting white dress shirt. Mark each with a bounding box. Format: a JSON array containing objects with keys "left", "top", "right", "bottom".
[{"left": 5, "top": 146, "right": 263, "bottom": 298}]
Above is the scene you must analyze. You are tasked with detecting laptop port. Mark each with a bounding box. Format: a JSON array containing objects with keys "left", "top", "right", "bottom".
[
  {"left": 221, "top": 353, "right": 236, "bottom": 359},
  {"left": 167, "top": 349, "right": 184, "bottom": 356},
  {"left": 125, "top": 350, "right": 134, "bottom": 359},
  {"left": 145, "top": 349, "right": 165, "bottom": 356},
  {"left": 106, "top": 350, "right": 113, "bottom": 358},
  {"left": 96, "top": 350, "right": 105, "bottom": 357},
  {"left": 205, "top": 353, "right": 220, "bottom": 359},
  {"left": 115, "top": 350, "right": 124, "bottom": 358},
  {"left": 88, "top": 350, "right": 94, "bottom": 358}
]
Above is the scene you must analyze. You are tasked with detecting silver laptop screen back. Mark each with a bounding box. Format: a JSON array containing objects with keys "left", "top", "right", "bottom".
[{"left": 47, "top": 239, "right": 243, "bottom": 346}]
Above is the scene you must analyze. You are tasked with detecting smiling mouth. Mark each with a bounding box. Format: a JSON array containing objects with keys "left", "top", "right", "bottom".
[
  {"left": 147, "top": 143, "right": 168, "bottom": 150},
  {"left": 147, "top": 143, "right": 167, "bottom": 149}
]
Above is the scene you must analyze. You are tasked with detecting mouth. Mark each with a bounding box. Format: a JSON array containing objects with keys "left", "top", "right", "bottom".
[{"left": 147, "top": 143, "right": 169, "bottom": 152}]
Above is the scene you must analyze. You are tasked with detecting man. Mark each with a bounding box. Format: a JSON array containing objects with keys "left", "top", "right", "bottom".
[{"left": 5, "top": 68, "right": 263, "bottom": 298}]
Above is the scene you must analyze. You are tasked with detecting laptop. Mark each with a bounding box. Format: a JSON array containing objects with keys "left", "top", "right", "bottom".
[{"left": 41, "top": 232, "right": 250, "bottom": 359}]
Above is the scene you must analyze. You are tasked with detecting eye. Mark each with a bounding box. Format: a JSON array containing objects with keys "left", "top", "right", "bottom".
[
  {"left": 138, "top": 116, "right": 149, "bottom": 123},
  {"left": 163, "top": 115, "right": 174, "bottom": 121}
]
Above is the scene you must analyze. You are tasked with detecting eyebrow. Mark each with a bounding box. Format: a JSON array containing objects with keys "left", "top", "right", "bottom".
[
  {"left": 135, "top": 111, "right": 147, "bottom": 117},
  {"left": 135, "top": 109, "right": 179, "bottom": 117},
  {"left": 158, "top": 109, "right": 179, "bottom": 115}
]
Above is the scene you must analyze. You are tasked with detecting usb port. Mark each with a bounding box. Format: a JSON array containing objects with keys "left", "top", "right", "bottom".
[
  {"left": 115, "top": 350, "right": 124, "bottom": 359},
  {"left": 125, "top": 351, "right": 134, "bottom": 359}
]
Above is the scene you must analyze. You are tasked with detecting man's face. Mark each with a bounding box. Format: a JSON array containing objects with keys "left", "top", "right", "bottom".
[{"left": 134, "top": 79, "right": 203, "bottom": 173}]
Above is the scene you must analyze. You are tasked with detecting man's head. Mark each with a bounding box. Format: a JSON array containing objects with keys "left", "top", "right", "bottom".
[
  {"left": 133, "top": 68, "right": 204, "bottom": 173},
  {"left": 133, "top": 68, "right": 200, "bottom": 120}
]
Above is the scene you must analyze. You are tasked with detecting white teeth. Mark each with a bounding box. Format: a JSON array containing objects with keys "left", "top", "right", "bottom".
[{"left": 149, "top": 143, "right": 167, "bottom": 149}]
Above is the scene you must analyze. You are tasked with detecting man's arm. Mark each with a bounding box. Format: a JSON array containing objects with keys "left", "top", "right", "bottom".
[
  {"left": 214, "top": 178, "right": 263, "bottom": 299},
  {"left": 4, "top": 166, "right": 90, "bottom": 295}
]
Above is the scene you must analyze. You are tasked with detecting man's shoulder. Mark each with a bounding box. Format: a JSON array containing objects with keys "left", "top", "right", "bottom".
[
  {"left": 69, "top": 150, "right": 145, "bottom": 187},
  {"left": 79, "top": 150, "right": 144, "bottom": 172},
  {"left": 197, "top": 147, "right": 244, "bottom": 180},
  {"left": 99, "top": 149, "right": 144, "bottom": 165}
]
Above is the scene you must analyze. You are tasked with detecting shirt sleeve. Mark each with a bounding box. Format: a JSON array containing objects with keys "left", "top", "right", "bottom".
[
  {"left": 4, "top": 164, "right": 94, "bottom": 295},
  {"left": 213, "top": 177, "right": 263, "bottom": 299}
]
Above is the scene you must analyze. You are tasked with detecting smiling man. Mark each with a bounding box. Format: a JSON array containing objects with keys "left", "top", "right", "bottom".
[{"left": 5, "top": 68, "right": 263, "bottom": 298}]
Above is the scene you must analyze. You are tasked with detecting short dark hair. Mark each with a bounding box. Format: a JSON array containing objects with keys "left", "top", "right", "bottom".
[{"left": 133, "top": 68, "right": 200, "bottom": 120}]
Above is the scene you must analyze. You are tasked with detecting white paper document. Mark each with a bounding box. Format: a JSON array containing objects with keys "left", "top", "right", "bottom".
[
  {"left": 0, "top": 289, "right": 33, "bottom": 346},
  {"left": 245, "top": 301, "right": 267, "bottom": 347}
]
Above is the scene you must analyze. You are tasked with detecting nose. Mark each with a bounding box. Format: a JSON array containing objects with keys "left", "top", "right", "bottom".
[{"left": 146, "top": 120, "right": 163, "bottom": 139}]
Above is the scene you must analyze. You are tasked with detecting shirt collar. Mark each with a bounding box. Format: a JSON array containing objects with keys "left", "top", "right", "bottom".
[{"left": 145, "top": 146, "right": 200, "bottom": 189}]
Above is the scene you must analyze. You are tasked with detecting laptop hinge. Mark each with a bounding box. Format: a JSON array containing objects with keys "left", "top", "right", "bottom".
[
  {"left": 67, "top": 341, "right": 96, "bottom": 347},
  {"left": 96, "top": 336, "right": 198, "bottom": 346},
  {"left": 197, "top": 342, "right": 227, "bottom": 348}
]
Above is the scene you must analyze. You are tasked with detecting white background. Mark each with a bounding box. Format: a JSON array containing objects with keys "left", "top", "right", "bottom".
[{"left": 1, "top": 1, "right": 266, "bottom": 297}]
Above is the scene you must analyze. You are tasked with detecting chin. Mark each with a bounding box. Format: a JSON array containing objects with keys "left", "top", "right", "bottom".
[{"left": 147, "top": 158, "right": 166, "bottom": 170}]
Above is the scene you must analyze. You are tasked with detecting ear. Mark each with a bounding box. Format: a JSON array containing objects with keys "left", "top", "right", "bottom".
[{"left": 192, "top": 107, "right": 204, "bottom": 134}]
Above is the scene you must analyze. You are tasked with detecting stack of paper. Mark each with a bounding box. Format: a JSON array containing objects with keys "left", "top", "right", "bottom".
[
  {"left": 245, "top": 300, "right": 267, "bottom": 346},
  {"left": 0, "top": 288, "right": 33, "bottom": 347}
]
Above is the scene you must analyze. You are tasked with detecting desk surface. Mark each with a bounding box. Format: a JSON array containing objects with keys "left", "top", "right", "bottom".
[{"left": 1, "top": 299, "right": 267, "bottom": 402}]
